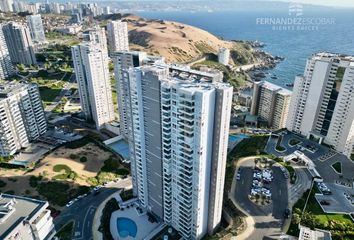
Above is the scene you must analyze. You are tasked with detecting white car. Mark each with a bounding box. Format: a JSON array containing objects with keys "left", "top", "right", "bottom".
[
  {"left": 263, "top": 192, "right": 272, "bottom": 198},
  {"left": 66, "top": 200, "right": 74, "bottom": 207}
]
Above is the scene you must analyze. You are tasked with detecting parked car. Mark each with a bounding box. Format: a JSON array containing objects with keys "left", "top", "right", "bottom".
[
  {"left": 66, "top": 200, "right": 74, "bottom": 207},
  {"left": 236, "top": 173, "right": 241, "bottom": 181},
  {"left": 320, "top": 200, "right": 330, "bottom": 205}
]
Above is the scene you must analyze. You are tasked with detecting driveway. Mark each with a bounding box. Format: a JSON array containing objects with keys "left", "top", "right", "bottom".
[
  {"left": 233, "top": 157, "right": 289, "bottom": 240},
  {"left": 54, "top": 178, "right": 132, "bottom": 240}
]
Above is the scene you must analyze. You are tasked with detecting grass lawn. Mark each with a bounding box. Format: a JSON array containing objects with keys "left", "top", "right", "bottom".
[
  {"left": 288, "top": 185, "right": 354, "bottom": 239},
  {"left": 39, "top": 86, "right": 61, "bottom": 103},
  {"left": 52, "top": 164, "right": 78, "bottom": 181},
  {"left": 332, "top": 162, "right": 342, "bottom": 174}
]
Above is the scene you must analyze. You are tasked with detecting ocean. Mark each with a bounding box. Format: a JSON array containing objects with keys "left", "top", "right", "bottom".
[{"left": 134, "top": 7, "right": 354, "bottom": 88}]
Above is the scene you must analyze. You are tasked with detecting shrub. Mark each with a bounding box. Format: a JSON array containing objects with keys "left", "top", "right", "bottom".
[
  {"left": 29, "top": 175, "right": 42, "bottom": 188},
  {"left": 37, "top": 181, "right": 71, "bottom": 206},
  {"left": 116, "top": 168, "right": 129, "bottom": 176},
  {"left": 98, "top": 198, "right": 119, "bottom": 240},
  {"left": 0, "top": 179, "right": 7, "bottom": 188},
  {"left": 69, "top": 154, "right": 78, "bottom": 159},
  {"left": 80, "top": 156, "right": 87, "bottom": 162},
  {"left": 101, "top": 157, "right": 120, "bottom": 172},
  {"left": 96, "top": 172, "right": 118, "bottom": 184},
  {"left": 37, "top": 182, "right": 90, "bottom": 206}
]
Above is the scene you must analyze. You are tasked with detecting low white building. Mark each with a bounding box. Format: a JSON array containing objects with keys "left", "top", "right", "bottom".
[
  {"left": 218, "top": 47, "right": 230, "bottom": 65},
  {"left": 298, "top": 225, "right": 332, "bottom": 240},
  {"left": 0, "top": 194, "right": 55, "bottom": 240}
]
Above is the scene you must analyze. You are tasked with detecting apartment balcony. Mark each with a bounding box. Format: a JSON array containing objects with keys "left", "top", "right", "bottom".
[
  {"left": 179, "top": 114, "right": 194, "bottom": 122},
  {"left": 179, "top": 100, "right": 195, "bottom": 108},
  {"left": 178, "top": 119, "right": 194, "bottom": 127},
  {"left": 162, "top": 99, "right": 171, "bottom": 105}
]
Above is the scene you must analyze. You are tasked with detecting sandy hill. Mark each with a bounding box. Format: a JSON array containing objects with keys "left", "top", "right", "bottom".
[{"left": 123, "top": 15, "right": 255, "bottom": 65}]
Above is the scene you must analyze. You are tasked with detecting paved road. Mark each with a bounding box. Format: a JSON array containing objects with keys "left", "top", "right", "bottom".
[
  {"left": 234, "top": 158, "right": 289, "bottom": 240},
  {"left": 54, "top": 178, "right": 132, "bottom": 240},
  {"left": 288, "top": 167, "right": 312, "bottom": 206}
]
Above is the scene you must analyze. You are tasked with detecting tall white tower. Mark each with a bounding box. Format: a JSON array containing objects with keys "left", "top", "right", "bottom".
[
  {"left": 71, "top": 28, "right": 115, "bottom": 130},
  {"left": 122, "top": 63, "right": 233, "bottom": 239},
  {"left": 287, "top": 53, "right": 354, "bottom": 157},
  {"left": 2, "top": 22, "right": 37, "bottom": 65},
  {"left": 27, "top": 14, "right": 46, "bottom": 43},
  {"left": 107, "top": 20, "right": 129, "bottom": 53},
  {"left": 0, "top": 27, "right": 14, "bottom": 79}
]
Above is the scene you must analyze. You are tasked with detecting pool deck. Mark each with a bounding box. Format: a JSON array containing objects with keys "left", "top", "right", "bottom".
[{"left": 110, "top": 203, "right": 160, "bottom": 240}]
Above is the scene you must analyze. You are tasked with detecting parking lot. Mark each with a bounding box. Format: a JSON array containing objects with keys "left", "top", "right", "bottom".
[
  {"left": 315, "top": 183, "right": 354, "bottom": 214},
  {"left": 267, "top": 131, "right": 354, "bottom": 183},
  {"left": 266, "top": 131, "right": 354, "bottom": 216},
  {"left": 234, "top": 157, "right": 289, "bottom": 239}
]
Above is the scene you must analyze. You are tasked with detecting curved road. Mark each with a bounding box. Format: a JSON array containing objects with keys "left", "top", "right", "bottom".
[
  {"left": 54, "top": 178, "right": 132, "bottom": 240},
  {"left": 233, "top": 157, "right": 289, "bottom": 240}
]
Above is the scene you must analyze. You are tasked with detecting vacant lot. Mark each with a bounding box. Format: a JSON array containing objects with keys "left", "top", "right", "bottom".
[{"left": 0, "top": 140, "right": 129, "bottom": 207}]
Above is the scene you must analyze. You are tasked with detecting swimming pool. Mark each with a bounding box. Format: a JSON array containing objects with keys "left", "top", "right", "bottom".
[
  {"left": 108, "top": 139, "right": 130, "bottom": 160},
  {"left": 229, "top": 134, "right": 249, "bottom": 144},
  {"left": 117, "top": 217, "right": 137, "bottom": 238}
]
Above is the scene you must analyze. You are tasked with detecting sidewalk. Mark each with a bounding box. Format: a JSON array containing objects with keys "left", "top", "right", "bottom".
[{"left": 92, "top": 190, "right": 122, "bottom": 240}]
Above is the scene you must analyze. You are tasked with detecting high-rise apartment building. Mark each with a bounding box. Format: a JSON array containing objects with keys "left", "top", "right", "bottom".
[
  {"left": 122, "top": 63, "right": 233, "bottom": 239},
  {"left": 287, "top": 53, "right": 354, "bottom": 157},
  {"left": 0, "top": 28, "right": 14, "bottom": 79},
  {"left": 2, "top": 22, "right": 37, "bottom": 65},
  {"left": 112, "top": 51, "right": 164, "bottom": 139},
  {"left": 27, "top": 14, "right": 46, "bottom": 43},
  {"left": 0, "top": 0, "right": 14, "bottom": 12},
  {"left": 72, "top": 28, "right": 115, "bottom": 130},
  {"left": 107, "top": 20, "right": 129, "bottom": 53},
  {"left": 251, "top": 81, "right": 292, "bottom": 129},
  {"left": 0, "top": 82, "right": 47, "bottom": 156}
]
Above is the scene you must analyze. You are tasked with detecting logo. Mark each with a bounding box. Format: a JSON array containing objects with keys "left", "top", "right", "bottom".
[
  {"left": 255, "top": 3, "right": 336, "bottom": 31},
  {"left": 289, "top": 3, "right": 303, "bottom": 17}
]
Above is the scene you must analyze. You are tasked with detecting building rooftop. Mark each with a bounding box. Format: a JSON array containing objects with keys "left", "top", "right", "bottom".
[
  {"left": 257, "top": 81, "right": 292, "bottom": 96},
  {"left": 299, "top": 225, "right": 332, "bottom": 240},
  {"left": 313, "top": 52, "right": 354, "bottom": 63},
  {"left": 0, "top": 194, "right": 48, "bottom": 239},
  {"left": 0, "top": 82, "right": 30, "bottom": 99}
]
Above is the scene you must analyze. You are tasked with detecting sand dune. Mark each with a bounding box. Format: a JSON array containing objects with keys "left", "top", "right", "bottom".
[{"left": 124, "top": 15, "right": 253, "bottom": 64}]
